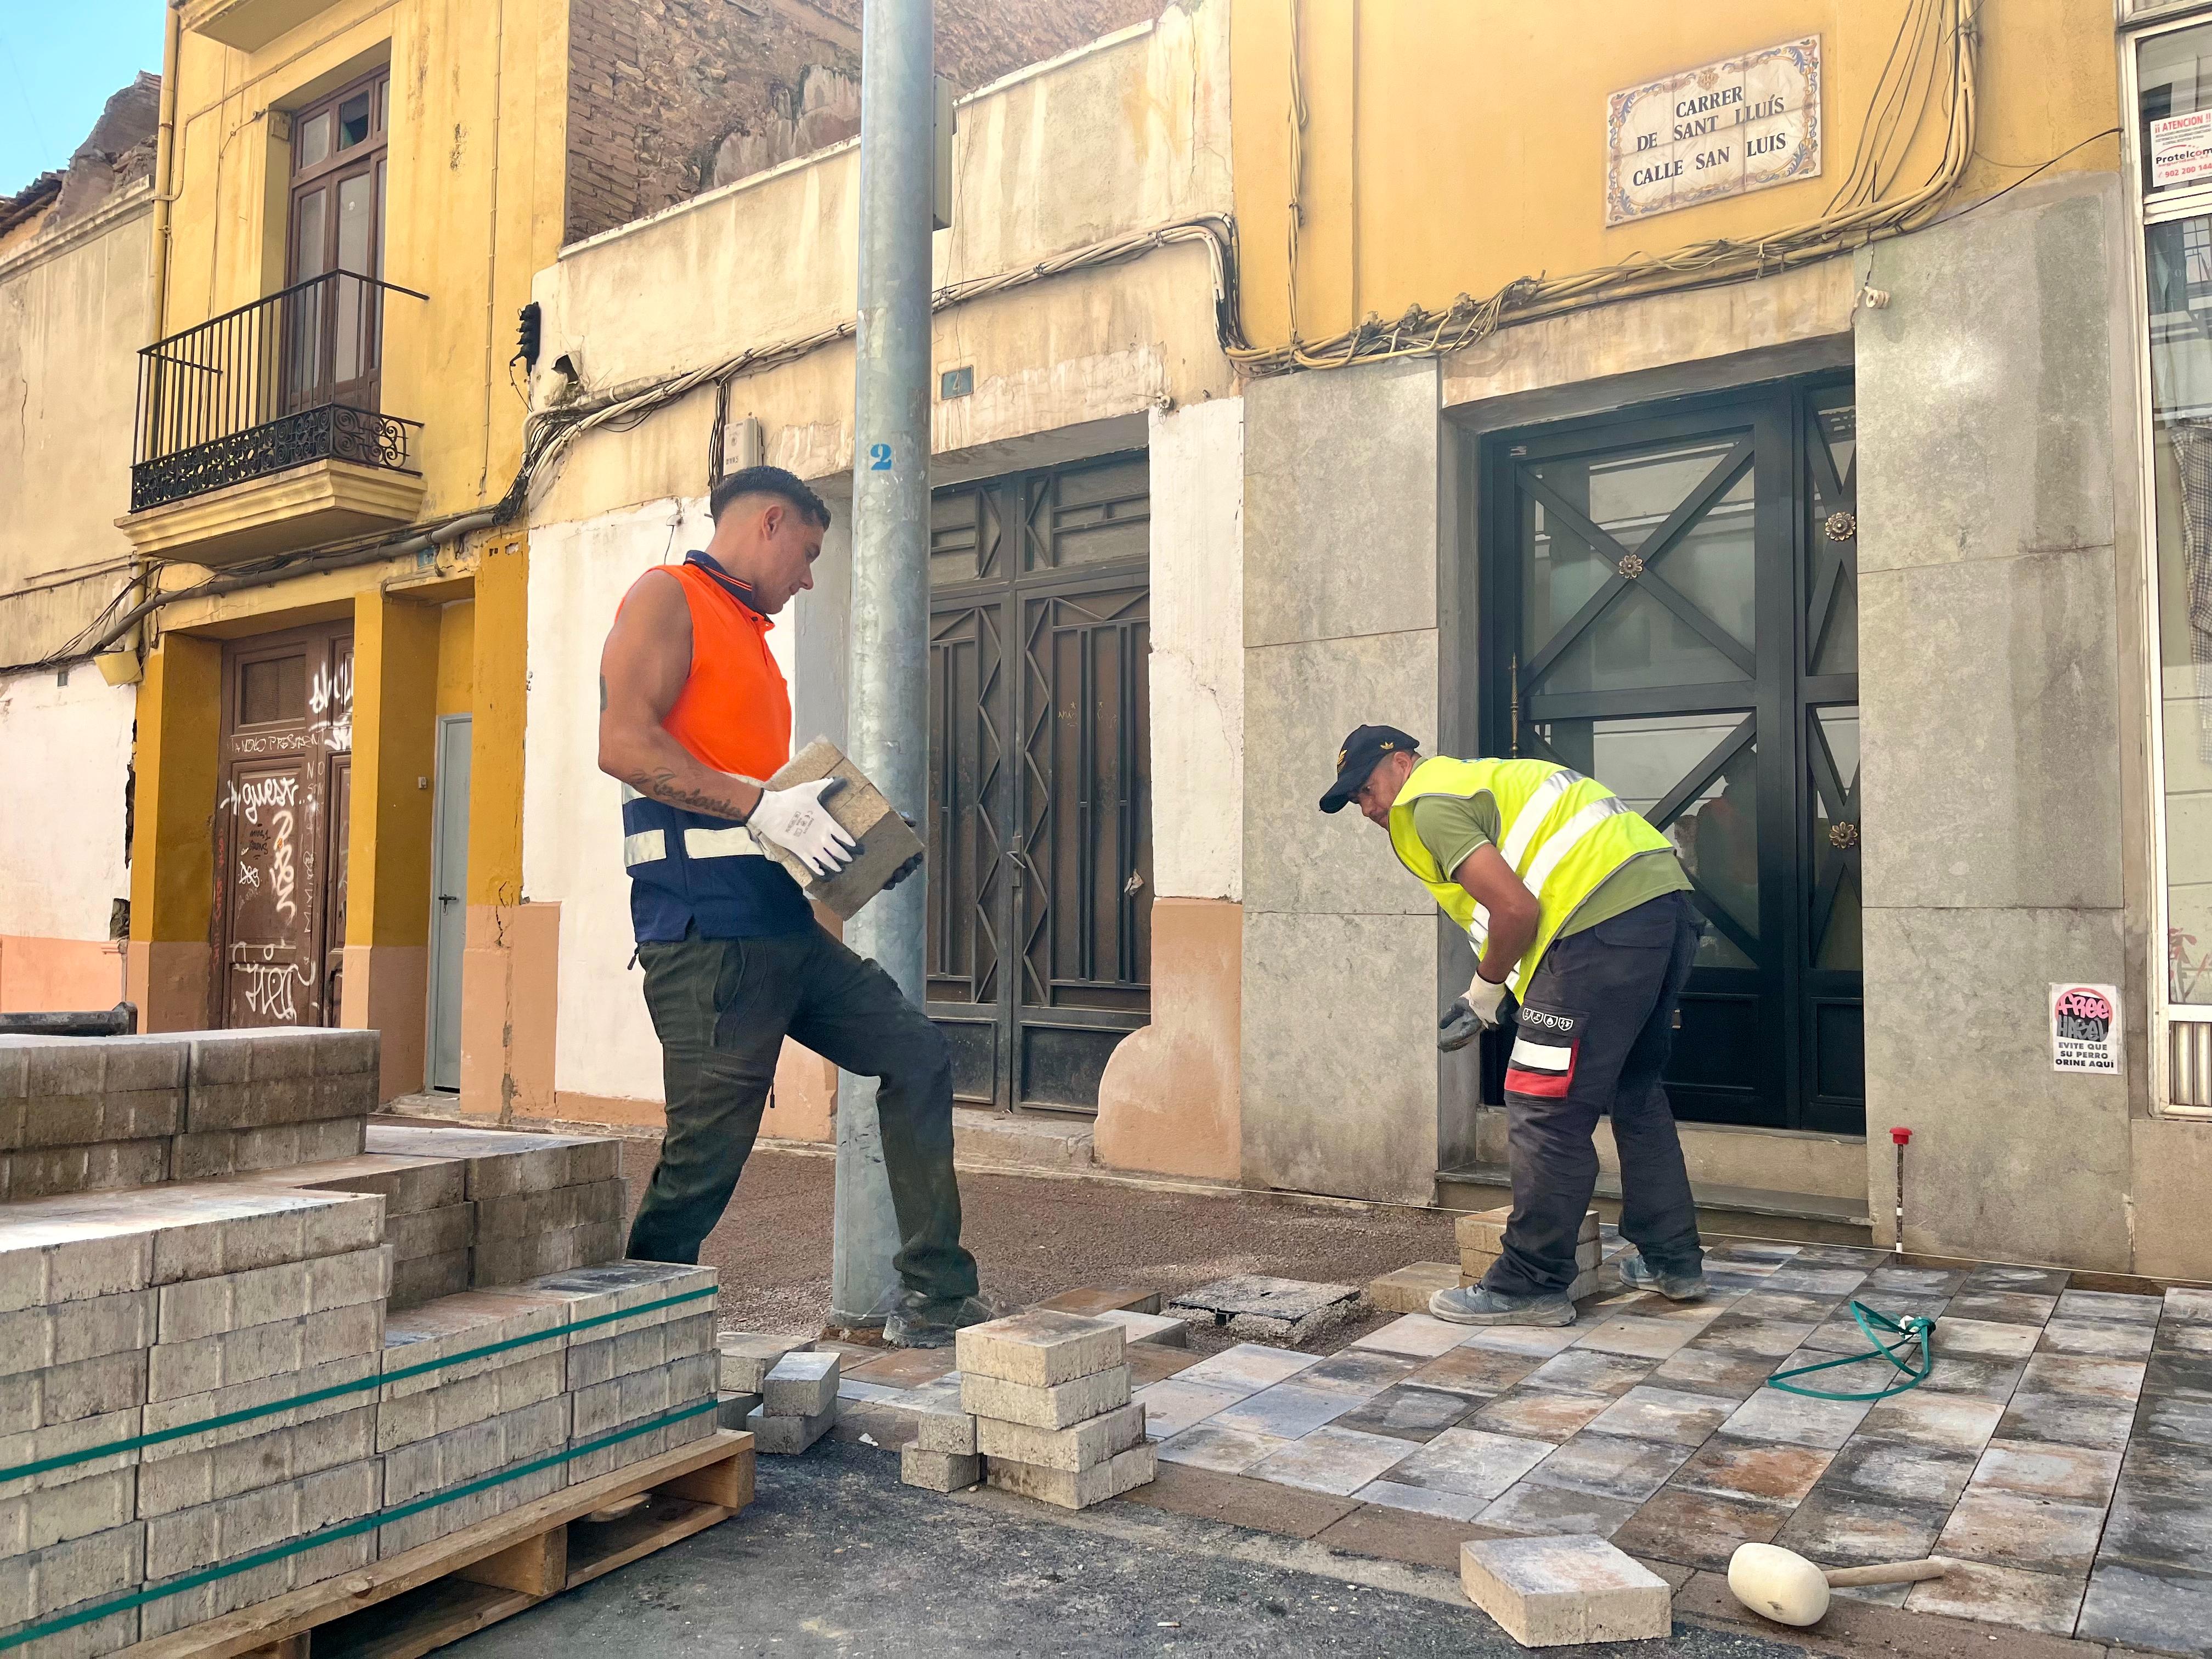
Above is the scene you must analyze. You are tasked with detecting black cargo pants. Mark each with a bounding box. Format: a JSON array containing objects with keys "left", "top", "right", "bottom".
[
  {"left": 625, "top": 924, "right": 980, "bottom": 1309},
  {"left": 1481, "top": 891, "right": 1705, "bottom": 1299}
]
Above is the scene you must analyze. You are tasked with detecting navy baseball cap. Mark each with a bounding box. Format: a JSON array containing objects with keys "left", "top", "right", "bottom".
[{"left": 1319, "top": 724, "right": 1420, "bottom": 813}]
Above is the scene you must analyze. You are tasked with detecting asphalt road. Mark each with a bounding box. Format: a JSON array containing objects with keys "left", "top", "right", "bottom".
[{"left": 448, "top": 1432, "right": 1818, "bottom": 1659}]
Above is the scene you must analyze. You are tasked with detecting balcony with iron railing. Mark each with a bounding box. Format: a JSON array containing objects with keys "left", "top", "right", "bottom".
[{"left": 120, "top": 270, "right": 428, "bottom": 566}]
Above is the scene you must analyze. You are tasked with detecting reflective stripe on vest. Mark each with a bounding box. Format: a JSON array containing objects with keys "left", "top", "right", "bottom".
[
  {"left": 684, "top": 826, "right": 765, "bottom": 859},
  {"left": 623, "top": 830, "right": 667, "bottom": 867},
  {"left": 1385, "top": 755, "right": 1678, "bottom": 997}
]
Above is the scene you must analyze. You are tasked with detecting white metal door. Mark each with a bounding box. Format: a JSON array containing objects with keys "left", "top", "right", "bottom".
[{"left": 426, "top": 714, "right": 471, "bottom": 1091}]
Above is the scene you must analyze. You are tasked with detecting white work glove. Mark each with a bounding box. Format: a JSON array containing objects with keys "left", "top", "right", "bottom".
[
  {"left": 745, "top": 777, "right": 856, "bottom": 877},
  {"left": 1438, "top": 971, "right": 1509, "bottom": 1053}
]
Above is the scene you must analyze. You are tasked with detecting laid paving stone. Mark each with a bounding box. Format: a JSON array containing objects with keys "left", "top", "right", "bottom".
[
  {"left": 1682, "top": 1314, "right": 1816, "bottom": 1360},
  {"left": 1125, "top": 1343, "right": 1200, "bottom": 1387},
  {"left": 2120, "top": 1432, "right": 2212, "bottom": 1490},
  {"left": 1910, "top": 1355, "right": 2025, "bottom": 1404},
  {"left": 1945, "top": 1289, "right": 2059, "bottom": 1326},
  {"left": 1209, "top": 1383, "right": 1359, "bottom": 1441},
  {"left": 1165, "top": 1276, "right": 1358, "bottom": 1346},
  {"left": 1819, "top": 1436, "right": 1978, "bottom": 1507},
  {"left": 1718, "top": 1387, "right": 1872, "bottom": 1449},
  {"left": 1452, "top": 1323, "right": 1583, "bottom": 1360},
  {"left": 2159, "top": 1323, "right": 2212, "bottom": 1357},
  {"left": 1349, "top": 1314, "right": 1472, "bottom": 1360},
  {"left": 1901, "top": 1558, "right": 2087, "bottom": 1638},
  {"left": 1799, "top": 1301, "right": 1948, "bottom": 1355},
  {"left": 2057, "top": 1288, "right": 2163, "bottom": 1324},
  {"left": 1476, "top": 1480, "right": 1642, "bottom": 1539},
  {"left": 1244, "top": 1424, "right": 1415, "bottom": 1497},
  {"left": 1997, "top": 1389, "right": 2137, "bottom": 1450},
  {"left": 1296, "top": 1348, "right": 1417, "bottom": 1397},
  {"left": 962, "top": 1367, "right": 1130, "bottom": 1431},
  {"left": 1094, "top": 1310, "right": 1188, "bottom": 1348},
  {"left": 1932, "top": 1316, "right": 2042, "bottom": 1361},
  {"left": 1667, "top": 1435, "right": 1832, "bottom": 1506},
  {"left": 1128, "top": 1379, "right": 1243, "bottom": 1440},
  {"left": 1117, "top": 1461, "right": 1361, "bottom": 1540},
  {"left": 2145, "top": 1350, "right": 2212, "bottom": 1401},
  {"left": 2039, "top": 1318, "right": 2156, "bottom": 1359},
  {"left": 1386, "top": 1425, "right": 1551, "bottom": 1500},
  {"left": 1034, "top": 1286, "right": 1163, "bottom": 1318},
  {"left": 1773, "top": 1486, "right": 1949, "bottom": 1567},
  {"left": 1171, "top": 1342, "right": 1318, "bottom": 1394},
  {"left": 843, "top": 1345, "right": 954, "bottom": 1387},
  {"left": 900, "top": 1444, "right": 981, "bottom": 1492},
  {"left": 1459, "top": 1533, "right": 1671, "bottom": 1646},
  {"left": 2100, "top": 1480, "right": 2212, "bottom": 1571},
  {"left": 1760, "top": 1267, "right": 1870, "bottom": 1298},
  {"left": 1728, "top": 1289, "right": 1848, "bottom": 1324},
  {"left": 1855, "top": 1390, "right": 2005, "bottom": 1451},
  {"left": 1971, "top": 1436, "right": 2122, "bottom": 1504},
  {"left": 1156, "top": 1423, "right": 1286, "bottom": 1474},
  {"left": 1863, "top": 1265, "right": 1966, "bottom": 1296},
  {"left": 1938, "top": 1485, "right": 2107, "bottom": 1574},
  {"left": 1647, "top": 1347, "right": 1777, "bottom": 1401},
  {"left": 986, "top": 1441, "right": 1156, "bottom": 1509},
  {"left": 1406, "top": 1346, "right": 1541, "bottom": 1397},
  {"left": 762, "top": 1351, "right": 841, "bottom": 1417},
  {"left": 1960, "top": 1263, "right": 2069, "bottom": 1295},
  {"left": 1573, "top": 1318, "right": 1696, "bottom": 1362},
  {"left": 1611, "top": 1487, "right": 1789, "bottom": 1572},
  {"left": 1523, "top": 1431, "right": 1693, "bottom": 1503},
  {"left": 2076, "top": 1558, "right": 2212, "bottom": 1651},
  {"left": 2164, "top": 1286, "right": 2212, "bottom": 1323},
  {"left": 2018, "top": 1352, "right": 2145, "bottom": 1404},
  {"left": 1352, "top": 1478, "right": 1493, "bottom": 1523},
  {"left": 1367, "top": 1262, "right": 1461, "bottom": 1316},
  {"left": 1584, "top": 1386, "right": 1734, "bottom": 1448},
  {"left": 2136, "top": 1393, "right": 2212, "bottom": 1446},
  {"left": 1465, "top": 1387, "right": 1614, "bottom": 1444},
  {"left": 1518, "top": 1347, "right": 1656, "bottom": 1399},
  {"left": 1705, "top": 1242, "right": 1801, "bottom": 1266},
  {"left": 1330, "top": 1384, "right": 1482, "bottom": 1443}
]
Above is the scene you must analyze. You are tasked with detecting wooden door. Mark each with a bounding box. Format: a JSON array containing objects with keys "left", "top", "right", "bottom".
[{"left": 212, "top": 624, "right": 354, "bottom": 1028}]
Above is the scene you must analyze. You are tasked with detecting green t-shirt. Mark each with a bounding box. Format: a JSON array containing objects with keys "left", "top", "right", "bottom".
[{"left": 1409, "top": 790, "right": 1692, "bottom": 941}]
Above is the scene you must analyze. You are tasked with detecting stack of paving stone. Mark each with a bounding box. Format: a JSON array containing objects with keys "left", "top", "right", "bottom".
[
  {"left": 1458, "top": 1205, "right": 1604, "bottom": 1300},
  {"left": 957, "top": 1312, "right": 1153, "bottom": 1509},
  {"left": 714, "top": 1332, "right": 814, "bottom": 1428},
  {"left": 0, "top": 1026, "right": 726, "bottom": 1658},
  {"left": 0, "top": 1028, "right": 375, "bottom": 1202},
  {"left": 899, "top": 1372, "right": 984, "bottom": 1493},
  {"left": 365, "top": 1123, "right": 625, "bottom": 1289},
  {"left": 744, "top": 1351, "right": 840, "bottom": 1454}
]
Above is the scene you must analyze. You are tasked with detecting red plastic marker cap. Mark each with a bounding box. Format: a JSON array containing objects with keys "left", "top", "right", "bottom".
[{"left": 1890, "top": 1127, "right": 1912, "bottom": 1146}]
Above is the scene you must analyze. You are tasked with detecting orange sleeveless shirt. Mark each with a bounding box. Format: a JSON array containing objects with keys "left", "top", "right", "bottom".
[{"left": 653, "top": 556, "right": 791, "bottom": 780}]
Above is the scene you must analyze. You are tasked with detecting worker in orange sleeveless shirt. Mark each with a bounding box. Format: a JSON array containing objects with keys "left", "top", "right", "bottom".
[{"left": 597, "top": 466, "right": 987, "bottom": 1347}]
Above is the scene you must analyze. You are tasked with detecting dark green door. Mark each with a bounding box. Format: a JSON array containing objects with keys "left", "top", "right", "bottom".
[{"left": 1480, "top": 379, "right": 1862, "bottom": 1134}]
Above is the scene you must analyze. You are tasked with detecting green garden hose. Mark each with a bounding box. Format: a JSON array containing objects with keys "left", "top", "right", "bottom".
[{"left": 1765, "top": 1300, "right": 1934, "bottom": 1402}]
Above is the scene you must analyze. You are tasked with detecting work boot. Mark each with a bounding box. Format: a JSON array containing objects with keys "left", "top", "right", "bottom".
[
  {"left": 1427, "top": 1284, "right": 1575, "bottom": 1327},
  {"left": 1617, "top": 1253, "right": 1708, "bottom": 1302},
  {"left": 884, "top": 1291, "right": 1001, "bottom": 1348}
]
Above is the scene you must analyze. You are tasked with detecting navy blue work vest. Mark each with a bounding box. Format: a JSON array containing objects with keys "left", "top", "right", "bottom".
[{"left": 622, "top": 787, "right": 813, "bottom": 941}]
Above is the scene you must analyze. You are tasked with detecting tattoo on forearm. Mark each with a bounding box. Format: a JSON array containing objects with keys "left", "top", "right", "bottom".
[{"left": 634, "top": 769, "right": 751, "bottom": 821}]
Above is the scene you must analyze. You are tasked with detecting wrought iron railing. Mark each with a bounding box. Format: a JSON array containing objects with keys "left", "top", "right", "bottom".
[{"left": 130, "top": 270, "right": 426, "bottom": 513}]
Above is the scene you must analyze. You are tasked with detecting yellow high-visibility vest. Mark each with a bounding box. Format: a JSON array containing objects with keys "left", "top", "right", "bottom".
[{"left": 1387, "top": 755, "right": 1678, "bottom": 997}]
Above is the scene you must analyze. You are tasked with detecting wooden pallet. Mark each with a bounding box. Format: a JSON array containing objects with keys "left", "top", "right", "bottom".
[{"left": 120, "top": 1431, "right": 755, "bottom": 1659}]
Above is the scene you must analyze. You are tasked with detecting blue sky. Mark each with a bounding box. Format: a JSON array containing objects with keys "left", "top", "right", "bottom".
[{"left": 0, "top": 2, "right": 167, "bottom": 195}]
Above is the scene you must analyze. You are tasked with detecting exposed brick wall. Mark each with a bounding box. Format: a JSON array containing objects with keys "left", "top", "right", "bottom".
[{"left": 564, "top": 0, "right": 1164, "bottom": 246}]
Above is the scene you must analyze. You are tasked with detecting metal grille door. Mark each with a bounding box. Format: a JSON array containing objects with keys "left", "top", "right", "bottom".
[{"left": 926, "top": 454, "right": 1153, "bottom": 1113}]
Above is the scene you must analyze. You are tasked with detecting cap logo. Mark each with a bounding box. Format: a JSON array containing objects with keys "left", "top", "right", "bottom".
[
  {"left": 1380, "top": 741, "right": 1394, "bottom": 750},
  {"left": 1337, "top": 748, "right": 1347, "bottom": 767}
]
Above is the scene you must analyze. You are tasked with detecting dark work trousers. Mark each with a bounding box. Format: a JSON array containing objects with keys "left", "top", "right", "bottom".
[
  {"left": 625, "top": 924, "right": 980, "bottom": 1309},
  {"left": 1482, "top": 891, "right": 1705, "bottom": 1299}
]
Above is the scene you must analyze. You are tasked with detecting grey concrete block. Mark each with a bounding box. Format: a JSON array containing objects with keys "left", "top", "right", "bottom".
[
  {"left": 912, "top": 1400, "right": 978, "bottom": 1455},
  {"left": 975, "top": 1402, "right": 1144, "bottom": 1472},
  {"left": 716, "top": 1391, "right": 763, "bottom": 1430},
  {"left": 471, "top": 1218, "right": 625, "bottom": 1288},
  {"left": 136, "top": 1403, "right": 376, "bottom": 1519},
  {"left": 1244, "top": 356, "right": 1439, "bottom": 649},
  {"left": 1242, "top": 909, "right": 1437, "bottom": 1205},
  {"left": 388, "top": 1201, "right": 475, "bottom": 1261},
  {"left": 0, "top": 1186, "right": 392, "bottom": 1288},
  {"left": 745, "top": 1401, "right": 836, "bottom": 1454},
  {"left": 142, "top": 1457, "right": 380, "bottom": 1579},
  {"left": 0, "top": 1138, "right": 171, "bottom": 1203},
  {"left": 984, "top": 1441, "right": 1155, "bottom": 1509},
  {"left": 0, "top": 1519, "right": 144, "bottom": 1626},
  {"left": 1459, "top": 1534, "right": 1672, "bottom": 1645},
  {"left": 14, "top": 1088, "right": 182, "bottom": 1152},
  {"left": 154, "top": 1247, "right": 388, "bottom": 1345},
  {"left": 171, "top": 1114, "right": 368, "bottom": 1180},
  {"left": 474, "top": 1177, "right": 628, "bottom": 1239},
  {"left": 960, "top": 1367, "right": 1131, "bottom": 1431},
  {"left": 901, "top": 1446, "right": 982, "bottom": 1492},
  {"left": 141, "top": 1353, "right": 377, "bottom": 1458},
  {"left": 521, "top": 1260, "right": 716, "bottom": 1334},
  {"left": 1, "top": 1352, "right": 146, "bottom": 1437},
  {"left": 380, "top": 1285, "right": 574, "bottom": 1395},
  {"left": 235, "top": 1150, "right": 466, "bottom": 1214},
  {"left": 381, "top": 1397, "right": 570, "bottom": 1507},
  {"left": 955, "top": 1311, "right": 1124, "bottom": 1386},
  {"left": 0, "top": 1465, "right": 136, "bottom": 1556},
  {"left": 378, "top": 1460, "right": 563, "bottom": 1559},
  {"left": 0, "top": 1293, "right": 153, "bottom": 1383},
  {"left": 716, "top": 1331, "right": 814, "bottom": 1395},
  {"left": 388, "top": 1250, "right": 472, "bottom": 1311},
  {"left": 376, "top": 1351, "right": 567, "bottom": 1452},
  {"left": 0, "top": 1408, "right": 144, "bottom": 1503},
  {"left": 762, "top": 1351, "right": 841, "bottom": 1416},
  {"left": 364, "top": 1122, "right": 622, "bottom": 1198},
  {"left": 145, "top": 1301, "right": 382, "bottom": 1402}
]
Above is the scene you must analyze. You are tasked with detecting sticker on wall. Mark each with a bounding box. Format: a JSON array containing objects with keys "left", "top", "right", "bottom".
[
  {"left": 1606, "top": 38, "right": 1821, "bottom": 226},
  {"left": 2152, "top": 110, "right": 2212, "bottom": 191},
  {"left": 2050, "top": 983, "right": 2121, "bottom": 1075}
]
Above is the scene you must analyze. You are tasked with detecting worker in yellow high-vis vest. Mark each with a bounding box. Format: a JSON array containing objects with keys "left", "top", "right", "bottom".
[{"left": 1319, "top": 724, "right": 1708, "bottom": 1327}]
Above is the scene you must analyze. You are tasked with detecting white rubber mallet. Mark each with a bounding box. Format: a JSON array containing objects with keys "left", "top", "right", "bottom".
[{"left": 1726, "top": 1543, "right": 1946, "bottom": 1627}]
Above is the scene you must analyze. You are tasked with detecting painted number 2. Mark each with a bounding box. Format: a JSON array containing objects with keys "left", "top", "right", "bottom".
[{"left": 868, "top": 443, "right": 893, "bottom": 471}]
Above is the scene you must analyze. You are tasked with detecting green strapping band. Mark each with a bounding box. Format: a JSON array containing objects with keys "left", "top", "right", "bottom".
[
  {"left": 0, "top": 1285, "right": 718, "bottom": 1484},
  {"left": 1765, "top": 1299, "right": 1935, "bottom": 1402},
  {"left": 0, "top": 1396, "right": 724, "bottom": 1652}
]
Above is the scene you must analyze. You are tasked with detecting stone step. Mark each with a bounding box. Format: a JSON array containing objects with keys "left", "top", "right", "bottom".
[
  {"left": 951, "top": 1107, "right": 1094, "bottom": 1172},
  {"left": 1435, "top": 1162, "right": 1872, "bottom": 1245}
]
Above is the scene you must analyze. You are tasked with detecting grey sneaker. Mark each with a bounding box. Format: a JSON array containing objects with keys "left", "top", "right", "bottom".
[
  {"left": 1427, "top": 1284, "right": 1576, "bottom": 1327},
  {"left": 884, "top": 1292, "right": 1001, "bottom": 1348},
  {"left": 1618, "top": 1253, "right": 1708, "bottom": 1301}
]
